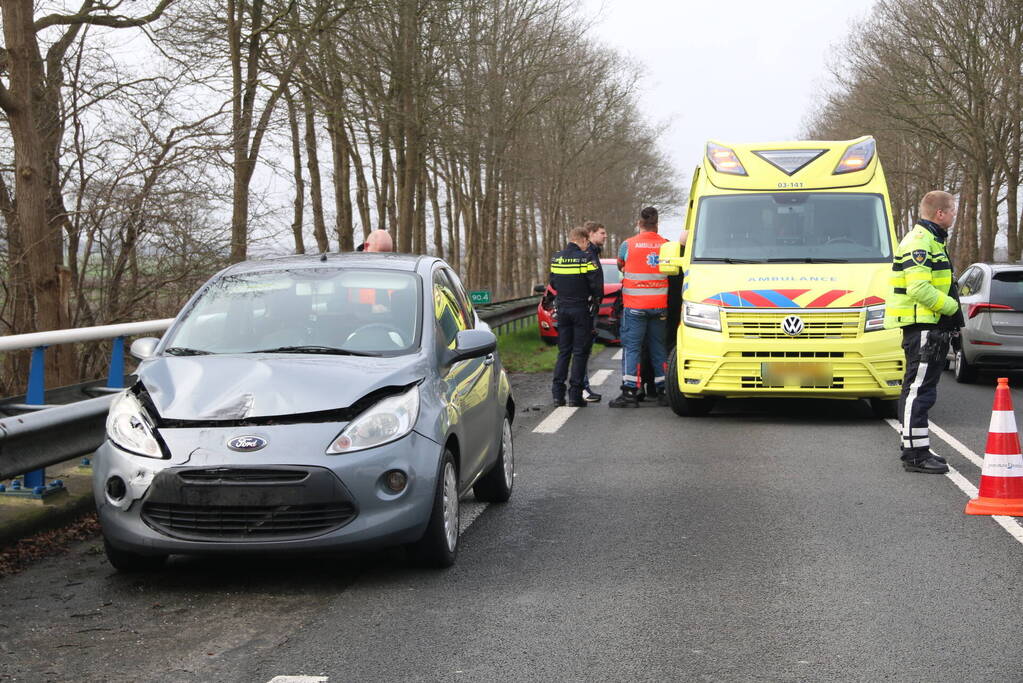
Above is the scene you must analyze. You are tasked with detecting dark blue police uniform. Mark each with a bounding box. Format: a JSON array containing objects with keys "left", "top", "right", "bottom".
[{"left": 550, "top": 242, "right": 603, "bottom": 405}]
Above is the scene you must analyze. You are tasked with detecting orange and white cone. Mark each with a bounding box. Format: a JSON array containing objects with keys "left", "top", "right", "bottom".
[{"left": 966, "top": 377, "right": 1023, "bottom": 516}]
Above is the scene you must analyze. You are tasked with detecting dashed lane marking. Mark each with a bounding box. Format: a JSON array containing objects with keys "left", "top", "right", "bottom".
[
  {"left": 590, "top": 369, "right": 612, "bottom": 386},
  {"left": 533, "top": 406, "right": 578, "bottom": 433},
  {"left": 268, "top": 677, "right": 328, "bottom": 682},
  {"left": 884, "top": 418, "right": 1023, "bottom": 547},
  {"left": 612, "top": 349, "right": 623, "bottom": 360},
  {"left": 927, "top": 421, "right": 985, "bottom": 468}
]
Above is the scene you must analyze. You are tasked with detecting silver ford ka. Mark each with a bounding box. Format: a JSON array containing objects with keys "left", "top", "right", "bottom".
[{"left": 95, "top": 253, "right": 515, "bottom": 570}]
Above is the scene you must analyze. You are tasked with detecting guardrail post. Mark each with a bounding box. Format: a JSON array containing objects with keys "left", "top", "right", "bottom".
[
  {"left": 22, "top": 346, "right": 47, "bottom": 490},
  {"left": 107, "top": 336, "right": 125, "bottom": 389}
]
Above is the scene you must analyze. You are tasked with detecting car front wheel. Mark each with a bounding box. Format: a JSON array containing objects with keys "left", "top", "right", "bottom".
[{"left": 409, "top": 450, "right": 459, "bottom": 568}]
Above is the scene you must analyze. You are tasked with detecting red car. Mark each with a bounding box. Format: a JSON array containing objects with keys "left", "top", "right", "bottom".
[{"left": 536, "top": 258, "right": 622, "bottom": 346}]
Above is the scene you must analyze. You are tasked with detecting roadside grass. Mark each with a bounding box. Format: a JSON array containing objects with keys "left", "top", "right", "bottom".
[
  {"left": 497, "top": 322, "right": 559, "bottom": 373},
  {"left": 496, "top": 322, "right": 610, "bottom": 373}
]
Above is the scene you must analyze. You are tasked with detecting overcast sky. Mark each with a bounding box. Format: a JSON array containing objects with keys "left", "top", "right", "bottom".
[{"left": 580, "top": 0, "right": 878, "bottom": 198}]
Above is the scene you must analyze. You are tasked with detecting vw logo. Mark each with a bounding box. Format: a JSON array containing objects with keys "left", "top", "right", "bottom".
[
  {"left": 781, "top": 315, "right": 804, "bottom": 336},
  {"left": 227, "top": 435, "right": 267, "bottom": 452}
]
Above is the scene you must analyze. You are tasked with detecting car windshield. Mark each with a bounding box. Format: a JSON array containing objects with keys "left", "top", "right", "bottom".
[
  {"left": 165, "top": 268, "right": 421, "bottom": 355},
  {"left": 990, "top": 270, "right": 1023, "bottom": 310},
  {"left": 691, "top": 193, "right": 892, "bottom": 263},
  {"left": 601, "top": 263, "right": 621, "bottom": 284}
]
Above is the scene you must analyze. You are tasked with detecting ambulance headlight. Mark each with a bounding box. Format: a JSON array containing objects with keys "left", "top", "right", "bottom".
[
  {"left": 683, "top": 302, "right": 721, "bottom": 332},
  {"left": 864, "top": 304, "right": 885, "bottom": 332}
]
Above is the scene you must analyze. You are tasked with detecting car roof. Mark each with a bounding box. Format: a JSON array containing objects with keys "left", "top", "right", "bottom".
[
  {"left": 599, "top": 258, "right": 617, "bottom": 265},
  {"left": 966, "top": 263, "right": 1023, "bottom": 273},
  {"left": 221, "top": 252, "right": 435, "bottom": 276}
]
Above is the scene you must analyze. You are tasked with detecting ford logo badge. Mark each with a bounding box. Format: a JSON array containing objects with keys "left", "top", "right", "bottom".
[{"left": 227, "top": 435, "right": 267, "bottom": 452}]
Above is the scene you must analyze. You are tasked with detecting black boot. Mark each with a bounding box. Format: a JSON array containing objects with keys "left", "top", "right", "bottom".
[
  {"left": 657, "top": 388, "right": 669, "bottom": 407},
  {"left": 901, "top": 452, "right": 949, "bottom": 474},
  {"left": 609, "top": 386, "right": 640, "bottom": 408}
]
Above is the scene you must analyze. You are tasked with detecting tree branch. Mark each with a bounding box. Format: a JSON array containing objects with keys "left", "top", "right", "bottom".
[{"left": 34, "top": 0, "right": 176, "bottom": 31}]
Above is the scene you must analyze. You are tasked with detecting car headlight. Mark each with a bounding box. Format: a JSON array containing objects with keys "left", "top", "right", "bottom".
[
  {"left": 106, "top": 390, "right": 163, "bottom": 458},
  {"left": 864, "top": 303, "right": 885, "bottom": 332},
  {"left": 327, "top": 384, "right": 420, "bottom": 454},
  {"left": 683, "top": 301, "right": 721, "bottom": 332}
]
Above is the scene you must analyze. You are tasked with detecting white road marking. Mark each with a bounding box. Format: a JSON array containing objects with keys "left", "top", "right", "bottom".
[
  {"left": 590, "top": 369, "right": 611, "bottom": 386},
  {"left": 883, "top": 418, "right": 1023, "bottom": 546},
  {"left": 268, "top": 677, "right": 328, "bottom": 682},
  {"left": 612, "top": 349, "right": 623, "bottom": 360},
  {"left": 533, "top": 406, "right": 578, "bottom": 433}
]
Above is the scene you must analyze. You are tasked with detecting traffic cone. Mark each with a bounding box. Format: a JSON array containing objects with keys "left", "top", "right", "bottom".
[{"left": 966, "top": 377, "right": 1023, "bottom": 516}]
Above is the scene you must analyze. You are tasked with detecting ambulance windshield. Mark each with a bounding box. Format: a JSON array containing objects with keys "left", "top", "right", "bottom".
[{"left": 691, "top": 193, "right": 891, "bottom": 263}]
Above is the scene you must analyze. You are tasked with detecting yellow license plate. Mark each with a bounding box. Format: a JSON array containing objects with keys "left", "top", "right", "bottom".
[{"left": 761, "top": 362, "right": 833, "bottom": 387}]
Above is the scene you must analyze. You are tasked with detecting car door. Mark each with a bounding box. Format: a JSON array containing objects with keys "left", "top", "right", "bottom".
[{"left": 432, "top": 268, "right": 493, "bottom": 488}]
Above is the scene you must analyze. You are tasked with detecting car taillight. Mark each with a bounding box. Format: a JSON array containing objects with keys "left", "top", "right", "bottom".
[{"left": 967, "top": 302, "right": 1013, "bottom": 319}]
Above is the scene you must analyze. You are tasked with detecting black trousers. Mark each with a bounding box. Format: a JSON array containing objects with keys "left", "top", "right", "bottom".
[
  {"left": 553, "top": 305, "right": 593, "bottom": 400},
  {"left": 899, "top": 324, "right": 950, "bottom": 459}
]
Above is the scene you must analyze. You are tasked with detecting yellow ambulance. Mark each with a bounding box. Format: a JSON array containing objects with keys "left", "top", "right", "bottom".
[{"left": 658, "top": 136, "right": 903, "bottom": 417}]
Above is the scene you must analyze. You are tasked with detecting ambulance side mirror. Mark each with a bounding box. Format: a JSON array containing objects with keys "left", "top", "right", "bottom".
[{"left": 658, "top": 241, "right": 682, "bottom": 275}]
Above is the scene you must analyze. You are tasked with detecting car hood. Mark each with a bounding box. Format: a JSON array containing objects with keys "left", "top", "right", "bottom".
[
  {"left": 684, "top": 262, "right": 888, "bottom": 308},
  {"left": 139, "top": 354, "right": 427, "bottom": 420}
]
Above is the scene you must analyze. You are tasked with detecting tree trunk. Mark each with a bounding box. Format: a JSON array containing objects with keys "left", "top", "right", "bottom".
[
  {"left": 285, "top": 90, "right": 306, "bottom": 254},
  {"left": 303, "top": 92, "right": 329, "bottom": 253}
]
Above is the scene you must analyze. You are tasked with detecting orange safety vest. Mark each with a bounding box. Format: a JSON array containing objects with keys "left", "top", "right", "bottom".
[{"left": 621, "top": 231, "right": 668, "bottom": 309}]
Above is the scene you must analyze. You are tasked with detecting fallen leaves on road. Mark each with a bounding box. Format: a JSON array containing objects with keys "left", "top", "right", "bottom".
[{"left": 0, "top": 513, "right": 101, "bottom": 578}]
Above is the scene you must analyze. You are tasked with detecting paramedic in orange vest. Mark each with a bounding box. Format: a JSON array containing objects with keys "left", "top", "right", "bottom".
[{"left": 609, "top": 207, "right": 669, "bottom": 408}]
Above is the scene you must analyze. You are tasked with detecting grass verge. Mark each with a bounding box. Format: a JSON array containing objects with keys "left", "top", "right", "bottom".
[
  {"left": 496, "top": 322, "right": 559, "bottom": 373},
  {"left": 496, "top": 322, "right": 611, "bottom": 373}
]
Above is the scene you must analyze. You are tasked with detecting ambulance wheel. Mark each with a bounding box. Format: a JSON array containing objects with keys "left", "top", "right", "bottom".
[
  {"left": 954, "top": 349, "right": 977, "bottom": 383},
  {"left": 666, "top": 350, "right": 715, "bottom": 417},
  {"left": 869, "top": 398, "right": 898, "bottom": 419}
]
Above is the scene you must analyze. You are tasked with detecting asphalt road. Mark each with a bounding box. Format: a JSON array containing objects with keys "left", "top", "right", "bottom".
[{"left": 2, "top": 348, "right": 1023, "bottom": 682}]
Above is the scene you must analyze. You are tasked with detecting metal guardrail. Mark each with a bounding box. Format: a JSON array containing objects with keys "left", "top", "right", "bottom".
[{"left": 0, "top": 296, "right": 539, "bottom": 486}]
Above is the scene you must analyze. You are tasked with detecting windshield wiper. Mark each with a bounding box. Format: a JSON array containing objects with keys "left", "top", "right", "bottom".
[
  {"left": 766, "top": 257, "right": 850, "bottom": 263},
  {"left": 693, "top": 257, "right": 765, "bottom": 263},
  {"left": 249, "top": 345, "right": 382, "bottom": 357},
  {"left": 164, "top": 347, "right": 213, "bottom": 356}
]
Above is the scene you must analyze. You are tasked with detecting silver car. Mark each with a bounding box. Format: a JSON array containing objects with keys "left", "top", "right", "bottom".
[
  {"left": 952, "top": 262, "right": 1023, "bottom": 382},
  {"left": 95, "top": 253, "right": 515, "bottom": 570}
]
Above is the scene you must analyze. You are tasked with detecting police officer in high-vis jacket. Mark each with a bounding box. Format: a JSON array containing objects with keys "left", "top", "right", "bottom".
[
  {"left": 550, "top": 226, "right": 603, "bottom": 407},
  {"left": 885, "top": 191, "right": 963, "bottom": 474}
]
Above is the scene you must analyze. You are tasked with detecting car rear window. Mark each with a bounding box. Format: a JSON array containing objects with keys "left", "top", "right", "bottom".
[
  {"left": 601, "top": 263, "right": 621, "bottom": 284},
  {"left": 990, "top": 270, "right": 1023, "bottom": 310}
]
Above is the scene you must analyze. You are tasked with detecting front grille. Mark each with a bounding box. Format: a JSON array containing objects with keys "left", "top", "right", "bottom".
[
  {"left": 177, "top": 468, "right": 309, "bottom": 484},
  {"left": 142, "top": 502, "right": 356, "bottom": 540},
  {"left": 724, "top": 309, "right": 862, "bottom": 339},
  {"left": 703, "top": 359, "right": 886, "bottom": 392}
]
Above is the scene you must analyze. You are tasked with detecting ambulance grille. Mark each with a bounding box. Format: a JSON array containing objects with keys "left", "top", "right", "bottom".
[
  {"left": 705, "top": 359, "right": 884, "bottom": 392},
  {"left": 723, "top": 309, "right": 862, "bottom": 339}
]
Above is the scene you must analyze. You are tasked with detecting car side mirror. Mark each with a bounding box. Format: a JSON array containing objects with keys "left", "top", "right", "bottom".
[
  {"left": 533, "top": 284, "right": 546, "bottom": 294},
  {"left": 658, "top": 241, "right": 682, "bottom": 275},
  {"left": 130, "top": 337, "right": 160, "bottom": 360},
  {"left": 443, "top": 329, "right": 497, "bottom": 365}
]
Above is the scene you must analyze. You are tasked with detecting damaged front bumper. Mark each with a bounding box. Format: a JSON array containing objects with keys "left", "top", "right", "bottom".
[{"left": 94, "top": 423, "right": 442, "bottom": 556}]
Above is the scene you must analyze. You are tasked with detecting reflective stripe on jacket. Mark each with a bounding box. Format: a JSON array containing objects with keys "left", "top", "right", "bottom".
[
  {"left": 884, "top": 220, "right": 959, "bottom": 328},
  {"left": 621, "top": 231, "right": 668, "bottom": 309},
  {"left": 550, "top": 242, "right": 602, "bottom": 308}
]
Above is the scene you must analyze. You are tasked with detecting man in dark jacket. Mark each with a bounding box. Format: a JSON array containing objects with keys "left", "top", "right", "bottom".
[
  {"left": 551, "top": 226, "right": 603, "bottom": 407},
  {"left": 582, "top": 221, "right": 607, "bottom": 401}
]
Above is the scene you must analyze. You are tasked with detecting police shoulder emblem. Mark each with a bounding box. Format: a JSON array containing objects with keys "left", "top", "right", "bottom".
[{"left": 911, "top": 249, "right": 927, "bottom": 264}]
